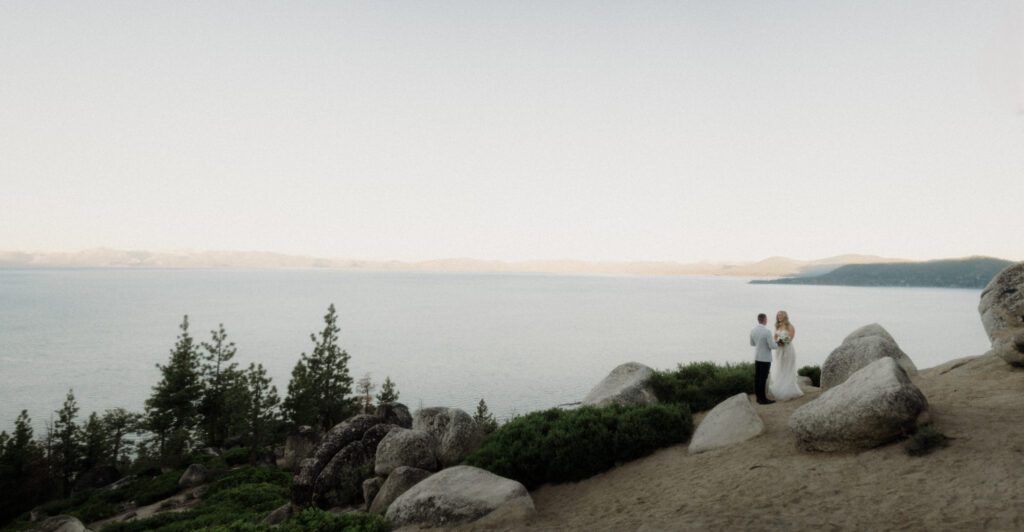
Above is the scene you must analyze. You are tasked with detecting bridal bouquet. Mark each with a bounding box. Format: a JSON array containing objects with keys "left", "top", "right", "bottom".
[{"left": 776, "top": 330, "right": 791, "bottom": 346}]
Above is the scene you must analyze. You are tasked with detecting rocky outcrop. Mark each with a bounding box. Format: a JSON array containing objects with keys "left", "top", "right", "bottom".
[
  {"left": 178, "top": 463, "right": 209, "bottom": 488},
  {"left": 386, "top": 465, "right": 534, "bottom": 528},
  {"left": 374, "top": 428, "right": 438, "bottom": 476},
  {"left": 73, "top": 465, "right": 121, "bottom": 492},
  {"left": 412, "top": 408, "right": 482, "bottom": 468},
  {"left": 360, "top": 423, "right": 398, "bottom": 455},
  {"left": 31, "top": 515, "right": 86, "bottom": 532},
  {"left": 377, "top": 402, "right": 413, "bottom": 429},
  {"left": 277, "top": 425, "right": 318, "bottom": 472},
  {"left": 688, "top": 393, "right": 764, "bottom": 454},
  {"left": 362, "top": 477, "right": 384, "bottom": 510},
  {"left": 312, "top": 441, "right": 371, "bottom": 508},
  {"left": 291, "top": 404, "right": 412, "bottom": 509},
  {"left": 789, "top": 358, "right": 928, "bottom": 452},
  {"left": 582, "top": 362, "right": 658, "bottom": 407},
  {"left": 369, "top": 466, "right": 432, "bottom": 515},
  {"left": 821, "top": 325, "right": 917, "bottom": 389},
  {"left": 978, "top": 263, "right": 1024, "bottom": 365}
]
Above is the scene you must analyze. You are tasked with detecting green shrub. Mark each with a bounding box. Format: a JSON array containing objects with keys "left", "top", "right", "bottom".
[
  {"left": 650, "top": 361, "right": 754, "bottom": 413},
  {"left": 204, "top": 467, "right": 290, "bottom": 500},
  {"left": 465, "top": 403, "right": 692, "bottom": 489},
  {"left": 904, "top": 424, "right": 949, "bottom": 456},
  {"left": 221, "top": 447, "right": 252, "bottom": 466},
  {"left": 798, "top": 365, "right": 821, "bottom": 387},
  {"left": 276, "top": 508, "right": 388, "bottom": 532},
  {"left": 133, "top": 470, "right": 184, "bottom": 506}
]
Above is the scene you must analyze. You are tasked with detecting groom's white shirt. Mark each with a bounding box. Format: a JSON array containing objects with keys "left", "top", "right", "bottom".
[{"left": 750, "top": 324, "right": 778, "bottom": 363}]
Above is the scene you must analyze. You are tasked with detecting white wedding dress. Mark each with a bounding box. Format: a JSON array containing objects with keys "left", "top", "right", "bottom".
[{"left": 767, "top": 330, "right": 804, "bottom": 401}]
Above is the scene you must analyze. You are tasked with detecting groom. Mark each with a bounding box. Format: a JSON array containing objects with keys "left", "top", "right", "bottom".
[{"left": 750, "top": 313, "right": 778, "bottom": 405}]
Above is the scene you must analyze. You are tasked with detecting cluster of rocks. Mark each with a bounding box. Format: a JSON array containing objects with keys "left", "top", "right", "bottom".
[
  {"left": 979, "top": 262, "right": 1024, "bottom": 366},
  {"left": 279, "top": 403, "right": 532, "bottom": 529}
]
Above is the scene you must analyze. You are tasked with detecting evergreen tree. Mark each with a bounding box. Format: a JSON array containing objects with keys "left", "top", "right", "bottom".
[
  {"left": 52, "top": 390, "right": 81, "bottom": 496},
  {"left": 356, "top": 374, "right": 375, "bottom": 414},
  {"left": 198, "top": 323, "right": 242, "bottom": 447},
  {"left": 241, "top": 363, "right": 280, "bottom": 461},
  {"left": 0, "top": 411, "right": 46, "bottom": 524},
  {"left": 473, "top": 398, "right": 499, "bottom": 436},
  {"left": 376, "top": 376, "right": 399, "bottom": 405},
  {"left": 80, "top": 412, "right": 110, "bottom": 472},
  {"left": 101, "top": 408, "right": 140, "bottom": 468},
  {"left": 283, "top": 304, "right": 356, "bottom": 431},
  {"left": 145, "top": 315, "right": 202, "bottom": 461}
]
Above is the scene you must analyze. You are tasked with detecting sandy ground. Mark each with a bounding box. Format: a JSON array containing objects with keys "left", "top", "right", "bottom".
[{"left": 458, "top": 352, "right": 1024, "bottom": 531}]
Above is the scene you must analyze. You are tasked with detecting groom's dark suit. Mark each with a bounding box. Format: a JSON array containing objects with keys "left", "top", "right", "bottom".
[{"left": 750, "top": 323, "right": 779, "bottom": 404}]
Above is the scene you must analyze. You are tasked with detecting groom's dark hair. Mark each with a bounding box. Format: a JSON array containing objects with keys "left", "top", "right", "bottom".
[{"left": 757, "top": 313, "right": 767, "bottom": 324}]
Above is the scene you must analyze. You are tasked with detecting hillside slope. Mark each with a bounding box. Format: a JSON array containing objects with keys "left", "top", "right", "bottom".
[
  {"left": 752, "top": 257, "right": 1012, "bottom": 289},
  {"left": 463, "top": 353, "right": 1023, "bottom": 531}
]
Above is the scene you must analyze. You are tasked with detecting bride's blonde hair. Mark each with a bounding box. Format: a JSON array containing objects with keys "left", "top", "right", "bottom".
[{"left": 775, "top": 311, "right": 791, "bottom": 330}]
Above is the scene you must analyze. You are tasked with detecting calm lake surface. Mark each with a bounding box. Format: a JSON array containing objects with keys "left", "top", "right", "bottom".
[{"left": 0, "top": 269, "right": 990, "bottom": 431}]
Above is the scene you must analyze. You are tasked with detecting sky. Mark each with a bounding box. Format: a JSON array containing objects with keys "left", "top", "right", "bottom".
[{"left": 1, "top": 1, "right": 1022, "bottom": 262}]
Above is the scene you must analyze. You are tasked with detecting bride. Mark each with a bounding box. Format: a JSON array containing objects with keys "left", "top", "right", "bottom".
[{"left": 767, "top": 310, "right": 804, "bottom": 401}]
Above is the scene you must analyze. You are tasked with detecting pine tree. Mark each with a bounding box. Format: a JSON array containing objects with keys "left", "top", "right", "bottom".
[
  {"left": 473, "top": 398, "right": 499, "bottom": 436},
  {"left": 198, "top": 323, "right": 242, "bottom": 447},
  {"left": 356, "top": 374, "right": 375, "bottom": 414},
  {"left": 283, "top": 304, "right": 356, "bottom": 431},
  {"left": 242, "top": 363, "right": 280, "bottom": 462},
  {"left": 375, "top": 376, "right": 400, "bottom": 405},
  {"left": 101, "top": 408, "right": 140, "bottom": 468},
  {"left": 0, "top": 411, "right": 46, "bottom": 524},
  {"left": 80, "top": 412, "right": 110, "bottom": 472},
  {"left": 53, "top": 390, "right": 81, "bottom": 496},
  {"left": 145, "top": 315, "right": 202, "bottom": 461}
]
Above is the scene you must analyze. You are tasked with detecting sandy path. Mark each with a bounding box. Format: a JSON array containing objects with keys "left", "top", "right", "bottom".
[{"left": 460, "top": 353, "right": 1024, "bottom": 531}]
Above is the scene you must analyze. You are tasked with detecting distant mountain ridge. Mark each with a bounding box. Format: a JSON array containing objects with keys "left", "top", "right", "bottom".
[
  {"left": 0, "top": 248, "right": 904, "bottom": 277},
  {"left": 750, "top": 257, "right": 1014, "bottom": 289}
]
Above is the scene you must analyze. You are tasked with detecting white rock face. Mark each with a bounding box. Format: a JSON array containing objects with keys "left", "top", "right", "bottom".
[
  {"left": 177, "top": 463, "right": 209, "bottom": 488},
  {"left": 582, "top": 362, "right": 658, "bottom": 407},
  {"left": 374, "top": 428, "right": 438, "bottom": 476},
  {"left": 788, "top": 358, "right": 928, "bottom": 452},
  {"left": 34, "top": 515, "right": 86, "bottom": 532},
  {"left": 821, "top": 325, "right": 917, "bottom": 389},
  {"left": 386, "top": 465, "right": 534, "bottom": 528},
  {"left": 412, "top": 407, "right": 482, "bottom": 468},
  {"left": 688, "top": 393, "right": 764, "bottom": 454},
  {"left": 978, "top": 263, "right": 1024, "bottom": 365}
]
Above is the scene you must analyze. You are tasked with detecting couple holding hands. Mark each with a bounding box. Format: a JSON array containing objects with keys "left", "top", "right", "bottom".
[{"left": 749, "top": 310, "right": 803, "bottom": 405}]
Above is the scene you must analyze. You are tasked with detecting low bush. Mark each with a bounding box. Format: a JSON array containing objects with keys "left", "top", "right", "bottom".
[
  {"left": 650, "top": 361, "right": 754, "bottom": 412},
  {"left": 798, "top": 365, "right": 821, "bottom": 387},
  {"left": 904, "top": 424, "right": 949, "bottom": 456},
  {"left": 133, "top": 470, "right": 184, "bottom": 506},
  {"left": 221, "top": 447, "right": 252, "bottom": 466},
  {"left": 465, "top": 403, "right": 692, "bottom": 489},
  {"left": 203, "top": 466, "right": 290, "bottom": 500}
]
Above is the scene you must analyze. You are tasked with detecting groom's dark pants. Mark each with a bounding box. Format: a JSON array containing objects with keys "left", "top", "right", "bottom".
[{"left": 755, "top": 361, "right": 771, "bottom": 402}]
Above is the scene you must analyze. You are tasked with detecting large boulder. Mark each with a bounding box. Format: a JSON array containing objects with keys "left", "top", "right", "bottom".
[
  {"left": 374, "top": 428, "right": 438, "bottom": 476},
  {"left": 377, "top": 402, "right": 413, "bottom": 429},
  {"left": 412, "top": 408, "right": 482, "bottom": 468},
  {"left": 31, "top": 515, "right": 86, "bottom": 532},
  {"left": 369, "top": 466, "right": 432, "bottom": 515},
  {"left": 178, "top": 463, "right": 209, "bottom": 488},
  {"left": 312, "top": 440, "right": 371, "bottom": 508},
  {"left": 788, "top": 357, "right": 928, "bottom": 452},
  {"left": 262, "top": 503, "right": 294, "bottom": 525},
  {"left": 688, "top": 393, "right": 764, "bottom": 454},
  {"left": 292, "top": 414, "right": 381, "bottom": 507},
  {"left": 820, "top": 326, "right": 917, "bottom": 389},
  {"left": 386, "top": 465, "right": 534, "bottom": 528},
  {"left": 277, "top": 425, "right": 318, "bottom": 472},
  {"left": 842, "top": 323, "right": 897, "bottom": 345},
  {"left": 360, "top": 424, "right": 398, "bottom": 456},
  {"left": 362, "top": 477, "right": 385, "bottom": 510},
  {"left": 582, "top": 362, "right": 658, "bottom": 407},
  {"left": 73, "top": 465, "right": 121, "bottom": 492},
  {"left": 979, "top": 263, "right": 1024, "bottom": 366}
]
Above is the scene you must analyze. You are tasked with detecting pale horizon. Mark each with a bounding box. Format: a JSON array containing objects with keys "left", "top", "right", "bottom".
[{"left": 2, "top": 2, "right": 1023, "bottom": 262}]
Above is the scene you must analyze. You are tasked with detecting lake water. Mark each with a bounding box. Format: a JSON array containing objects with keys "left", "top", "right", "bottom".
[{"left": 0, "top": 269, "right": 991, "bottom": 432}]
